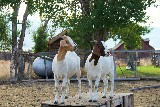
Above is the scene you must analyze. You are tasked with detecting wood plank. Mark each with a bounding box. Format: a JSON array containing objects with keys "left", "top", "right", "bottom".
[{"left": 41, "top": 93, "right": 133, "bottom": 107}]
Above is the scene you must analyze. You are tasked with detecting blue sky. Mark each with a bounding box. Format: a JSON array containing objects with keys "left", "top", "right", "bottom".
[{"left": 19, "top": 1, "right": 160, "bottom": 51}]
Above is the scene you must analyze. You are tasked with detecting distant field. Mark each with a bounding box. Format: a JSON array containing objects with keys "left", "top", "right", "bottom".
[
  {"left": 0, "top": 60, "right": 37, "bottom": 81},
  {"left": 116, "top": 66, "right": 160, "bottom": 78},
  {"left": 0, "top": 60, "right": 10, "bottom": 80}
]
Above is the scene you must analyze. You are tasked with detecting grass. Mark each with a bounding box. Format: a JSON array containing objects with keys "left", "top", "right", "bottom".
[
  {"left": 116, "top": 66, "right": 160, "bottom": 78},
  {"left": 0, "top": 60, "right": 38, "bottom": 81}
]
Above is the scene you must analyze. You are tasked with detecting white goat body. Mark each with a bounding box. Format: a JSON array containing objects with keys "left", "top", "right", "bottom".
[
  {"left": 52, "top": 51, "right": 81, "bottom": 104},
  {"left": 52, "top": 51, "right": 80, "bottom": 79},
  {"left": 85, "top": 41, "right": 115, "bottom": 102},
  {"left": 86, "top": 54, "right": 114, "bottom": 79}
]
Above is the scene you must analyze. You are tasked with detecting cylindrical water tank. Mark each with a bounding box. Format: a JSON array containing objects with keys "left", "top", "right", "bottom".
[{"left": 32, "top": 57, "right": 53, "bottom": 78}]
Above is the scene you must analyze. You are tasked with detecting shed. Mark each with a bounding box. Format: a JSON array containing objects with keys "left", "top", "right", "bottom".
[
  {"left": 47, "top": 29, "right": 68, "bottom": 53},
  {"left": 112, "top": 38, "right": 155, "bottom": 59}
]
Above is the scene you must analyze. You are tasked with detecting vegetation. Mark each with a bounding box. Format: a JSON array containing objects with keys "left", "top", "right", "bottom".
[
  {"left": 63, "top": 0, "right": 156, "bottom": 49},
  {"left": 0, "top": 0, "right": 67, "bottom": 52},
  {"left": 116, "top": 66, "right": 160, "bottom": 78},
  {"left": 0, "top": 0, "right": 157, "bottom": 51},
  {"left": 0, "top": 13, "right": 11, "bottom": 51},
  {"left": 32, "top": 25, "right": 49, "bottom": 53}
]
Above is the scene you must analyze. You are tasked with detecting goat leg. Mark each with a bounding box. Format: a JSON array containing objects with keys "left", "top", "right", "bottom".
[
  {"left": 60, "top": 76, "right": 67, "bottom": 104},
  {"left": 54, "top": 75, "right": 59, "bottom": 104},
  {"left": 65, "top": 79, "right": 70, "bottom": 99},
  {"left": 88, "top": 79, "right": 92, "bottom": 102},
  {"left": 93, "top": 77, "right": 100, "bottom": 102},
  {"left": 102, "top": 77, "right": 108, "bottom": 98}
]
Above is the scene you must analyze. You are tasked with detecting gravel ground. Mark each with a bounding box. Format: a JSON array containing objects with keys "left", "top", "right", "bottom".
[{"left": 0, "top": 80, "right": 159, "bottom": 107}]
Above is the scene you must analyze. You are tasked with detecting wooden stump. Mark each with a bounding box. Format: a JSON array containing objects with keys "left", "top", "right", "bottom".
[{"left": 41, "top": 92, "right": 134, "bottom": 107}]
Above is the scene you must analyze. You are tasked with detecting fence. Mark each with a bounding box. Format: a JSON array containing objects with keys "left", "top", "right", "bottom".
[
  {"left": 0, "top": 51, "right": 11, "bottom": 60},
  {"left": 111, "top": 50, "right": 160, "bottom": 78},
  {"left": 0, "top": 50, "right": 160, "bottom": 82}
]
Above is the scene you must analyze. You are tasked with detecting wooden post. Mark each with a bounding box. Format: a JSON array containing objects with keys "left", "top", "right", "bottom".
[
  {"left": 112, "top": 51, "right": 117, "bottom": 78},
  {"left": 123, "top": 94, "right": 134, "bottom": 107},
  {"left": 158, "top": 53, "right": 160, "bottom": 67}
]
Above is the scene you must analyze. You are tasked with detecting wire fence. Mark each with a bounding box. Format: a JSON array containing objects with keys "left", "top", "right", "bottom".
[{"left": 112, "top": 50, "right": 160, "bottom": 78}]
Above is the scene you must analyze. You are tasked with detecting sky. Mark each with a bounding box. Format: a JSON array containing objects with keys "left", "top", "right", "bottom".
[{"left": 18, "top": 1, "right": 160, "bottom": 51}]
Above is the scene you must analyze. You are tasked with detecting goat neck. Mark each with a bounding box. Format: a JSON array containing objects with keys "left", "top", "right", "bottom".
[
  {"left": 57, "top": 47, "right": 68, "bottom": 61},
  {"left": 89, "top": 53, "right": 100, "bottom": 66}
]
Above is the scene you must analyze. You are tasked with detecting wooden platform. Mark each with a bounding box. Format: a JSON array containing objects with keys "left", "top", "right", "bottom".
[{"left": 41, "top": 92, "right": 134, "bottom": 107}]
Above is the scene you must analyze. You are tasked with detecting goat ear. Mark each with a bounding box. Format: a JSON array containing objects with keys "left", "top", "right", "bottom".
[
  {"left": 93, "top": 45, "right": 101, "bottom": 56},
  {"left": 60, "top": 40, "right": 68, "bottom": 47}
]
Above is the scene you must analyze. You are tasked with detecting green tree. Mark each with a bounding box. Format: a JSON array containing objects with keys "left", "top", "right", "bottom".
[
  {"left": 62, "top": 0, "right": 156, "bottom": 50},
  {"left": 112, "top": 23, "right": 150, "bottom": 50},
  {"left": 0, "top": 0, "right": 21, "bottom": 52},
  {"left": 0, "top": 13, "right": 11, "bottom": 51},
  {"left": 0, "top": 0, "right": 68, "bottom": 51},
  {"left": 33, "top": 24, "right": 49, "bottom": 53}
]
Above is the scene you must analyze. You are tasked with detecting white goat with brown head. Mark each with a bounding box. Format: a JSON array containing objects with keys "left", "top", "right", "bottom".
[
  {"left": 85, "top": 41, "right": 115, "bottom": 102},
  {"left": 52, "top": 36, "right": 81, "bottom": 104}
]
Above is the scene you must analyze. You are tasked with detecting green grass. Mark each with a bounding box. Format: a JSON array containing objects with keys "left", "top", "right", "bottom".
[{"left": 116, "top": 66, "right": 160, "bottom": 78}]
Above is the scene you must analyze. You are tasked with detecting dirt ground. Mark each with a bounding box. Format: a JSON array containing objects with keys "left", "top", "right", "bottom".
[
  {"left": 0, "top": 60, "right": 160, "bottom": 107},
  {"left": 0, "top": 80, "right": 159, "bottom": 107}
]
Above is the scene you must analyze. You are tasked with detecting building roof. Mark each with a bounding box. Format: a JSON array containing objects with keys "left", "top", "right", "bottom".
[
  {"left": 112, "top": 38, "right": 154, "bottom": 50},
  {"left": 112, "top": 41, "right": 124, "bottom": 50},
  {"left": 48, "top": 29, "right": 68, "bottom": 45}
]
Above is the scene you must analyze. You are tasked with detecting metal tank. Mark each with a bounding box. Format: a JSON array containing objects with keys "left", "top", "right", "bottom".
[{"left": 32, "top": 57, "right": 53, "bottom": 78}]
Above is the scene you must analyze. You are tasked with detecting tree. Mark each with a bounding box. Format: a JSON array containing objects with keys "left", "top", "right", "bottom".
[
  {"left": 0, "top": 0, "right": 70, "bottom": 52},
  {"left": 0, "top": 13, "right": 11, "bottom": 51},
  {"left": 112, "top": 23, "right": 151, "bottom": 50},
  {"left": 61, "top": 0, "right": 156, "bottom": 50},
  {"left": 32, "top": 23, "right": 49, "bottom": 53}
]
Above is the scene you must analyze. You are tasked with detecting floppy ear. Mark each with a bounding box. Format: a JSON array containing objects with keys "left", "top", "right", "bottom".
[
  {"left": 60, "top": 40, "right": 68, "bottom": 47},
  {"left": 93, "top": 45, "right": 101, "bottom": 56}
]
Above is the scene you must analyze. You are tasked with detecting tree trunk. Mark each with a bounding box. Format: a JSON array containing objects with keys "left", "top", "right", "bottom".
[
  {"left": 43, "top": 19, "right": 49, "bottom": 31},
  {"left": 18, "top": 5, "right": 29, "bottom": 51},
  {"left": 41, "top": 18, "right": 49, "bottom": 36},
  {"left": 16, "top": 4, "right": 29, "bottom": 81},
  {"left": 80, "top": 0, "right": 90, "bottom": 16},
  {"left": 11, "top": 4, "right": 20, "bottom": 81},
  {"left": 12, "top": 6, "right": 19, "bottom": 53},
  {"left": 93, "top": 29, "right": 108, "bottom": 42},
  {"left": 80, "top": 0, "right": 92, "bottom": 49}
]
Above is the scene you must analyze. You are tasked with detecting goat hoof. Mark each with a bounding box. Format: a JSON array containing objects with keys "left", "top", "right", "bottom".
[
  {"left": 102, "top": 96, "right": 106, "bottom": 98},
  {"left": 88, "top": 100, "right": 92, "bottom": 102},
  {"left": 93, "top": 100, "right": 97, "bottom": 102},
  {"left": 110, "top": 96, "right": 113, "bottom": 99},
  {"left": 54, "top": 101, "right": 58, "bottom": 104},
  {"left": 79, "top": 96, "right": 82, "bottom": 99},
  {"left": 65, "top": 96, "right": 68, "bottom": 99},
  {"left": 61, "top": 102, "right": 64, "bottom": 104}
]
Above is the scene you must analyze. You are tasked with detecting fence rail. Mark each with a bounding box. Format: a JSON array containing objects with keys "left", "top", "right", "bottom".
[
  {"left": 112, "top": 50, "right": 160, "bottom": 53},
  {"left": 0, "top": 50, "right": 160, "bottom": 82}
]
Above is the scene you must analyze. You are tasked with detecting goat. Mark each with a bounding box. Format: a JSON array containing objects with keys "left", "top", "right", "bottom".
[
  {"left": 85, "top": 41, "right": 115, "bottom": 102},
  {"left": 52, "top": 36, "right": 81, "bottom": 104}
]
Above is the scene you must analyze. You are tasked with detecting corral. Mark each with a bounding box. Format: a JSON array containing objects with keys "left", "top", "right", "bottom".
[
  {"left": 0, "top": 80, "right": 159, "bottom": 107},
  {"left": 0, "top": 50, "right": 160, "bottom": 107}
]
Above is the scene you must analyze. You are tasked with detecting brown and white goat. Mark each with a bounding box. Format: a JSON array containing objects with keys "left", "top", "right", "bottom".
[
  {"left": 85, "top": 41, "right": 115, "bottom": 102},
  {"left": 52, "top": 36, "right": 81, "bottom": 104}
]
